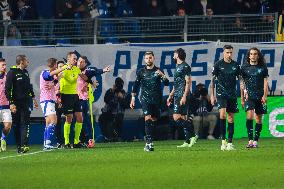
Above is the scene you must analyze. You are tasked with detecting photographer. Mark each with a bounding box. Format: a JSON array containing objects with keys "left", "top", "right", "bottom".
[
  {"left": 192, "top": 83, "right": 217, "bottom": 139},
  {"left": 99, "top": 77, "right": 129, "bottom": 142}
]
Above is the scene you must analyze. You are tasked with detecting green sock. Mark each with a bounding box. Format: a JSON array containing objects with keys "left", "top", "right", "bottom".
[
  {"left": 74, "top": 122, "right": 83, "bottom": 144},
  {"left": 64, "top": 122, "right": 71, "bottom": 145}
]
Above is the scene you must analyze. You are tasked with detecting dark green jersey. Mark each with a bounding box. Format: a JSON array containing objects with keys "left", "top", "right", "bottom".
[
  {"left": 132, "top": 66, "right": 169, "bottom": 105},
  {"left": 212, "top": 59, "right": 240, "bottom": 99},
  {"left": 241, "top": 63, "right": 269, "bottom": 100},
  {"left": 173, "top": 62, "right": 191, "bottom": 98}
]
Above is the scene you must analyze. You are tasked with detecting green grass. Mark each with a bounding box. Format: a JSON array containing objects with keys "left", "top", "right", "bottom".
[{"left": 0, "top": 138, "right": 284, "bottom": 189}]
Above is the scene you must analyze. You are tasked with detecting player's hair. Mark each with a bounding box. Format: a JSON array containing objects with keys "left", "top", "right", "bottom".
[
  {"left": 80, "top": 55, "right": 88, "bottom": 62},
  {"left": 223, "top": 45, "right": 233, "bottom": 50},
  {"left": 66, "top": 51, "right": 76, "bottom": 59},
  {"left": 245, "top": 47, "right": 265, "bottom": 66},
  {"left": 16, "top": 55, "right": 27, "bottom": 65},
  {"left": 56, "top": 60, "right": 65, "bottom": 65},
  {"left": 47, "top": 58, "right": 57, "bottom": 68},
  {"left": 0, "top": 58, "right": 5, "bottom": 62},
  {"left": 144, "top": 51, "right": 154, "bottom": 57},
  {"left": 174, "top": 48, "right": 186, "bottom": 61}
]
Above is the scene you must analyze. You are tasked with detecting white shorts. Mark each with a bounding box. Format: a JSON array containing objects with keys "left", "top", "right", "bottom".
[
  {"left": 40, "top": 101, "right": 56, "bottom": 117},
  {"left": 0, "top": 109, "right": 12, "bottom": 123}
]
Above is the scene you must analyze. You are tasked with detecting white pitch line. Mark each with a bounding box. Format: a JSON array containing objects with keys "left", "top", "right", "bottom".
[{"left": 0, "top": 150, "right": 48, "bottom": 160}]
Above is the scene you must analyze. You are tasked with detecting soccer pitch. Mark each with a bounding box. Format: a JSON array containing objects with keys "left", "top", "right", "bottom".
[{"left": 0, "top": 138, "right": 283, "bottom": 189}]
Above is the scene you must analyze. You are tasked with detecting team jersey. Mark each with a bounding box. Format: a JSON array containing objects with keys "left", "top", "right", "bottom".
[
  {"left": 77, "top": 69, "right": 89, "bottom": 100},
  {"left": 60, "top": 65, "right": 81, "bottom": 94},
  {"left": 132, "top": 66, "right": 169, "bottom": 105},
  {"left": 241, "top": 62, "right": 269, "bottom": 100},
  {"left": 173, "top": 62, "right": 191, "bottom": 98},
  {"left": 0, "top": 73, "right": 9, "bottom": 108},
  {"left": 212, "top": 59, "right": 240, "bottom": 99},
  {"left": 40, "top": 70, "right": 56, "bottom": 102}
]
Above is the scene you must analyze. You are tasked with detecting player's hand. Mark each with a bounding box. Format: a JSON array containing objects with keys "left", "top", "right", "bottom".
[
  {"left": 92, "top": 80, "right": 99, "bottom": 89},
  {"left": 10, "top": 104, "right": 17, "bottom": 113},
  {"left": 244, "top": 90, "right": 248, "bottom": 101},
  {"left": 130, "top": 99, "right": 135, "bottom": 109},
  {"left": 241, "top": 98, "right": 245, "bottom": 109},
  {"left": 167, "top": 96, "right": 173, "bottom": 106},
  {"left": 261, "top": 96, "right": 267, "bottom": 104},
  {"left": 33, "top": 98, "right": 39, "bottom": 109},
  {"left": 210, "top": 95, "right": 216, "bottom": 106},
  {"left": 180, "top": 96, "right": 186, "bottom": 106},
  {"left": 155, "top": 69, "right": 164, "bottom": 77},
  {"left": 103, "top": 65, "right": 112, "bottom": 73}
]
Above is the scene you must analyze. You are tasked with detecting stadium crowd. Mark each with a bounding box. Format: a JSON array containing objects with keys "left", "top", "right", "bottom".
[{"left": 0, "top": 0, "right": 284, "bottom": 21}]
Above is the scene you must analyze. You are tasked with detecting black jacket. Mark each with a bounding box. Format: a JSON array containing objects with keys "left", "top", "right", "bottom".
[{"left": 5, "top": 67, "right": 35, "bottom": 104}]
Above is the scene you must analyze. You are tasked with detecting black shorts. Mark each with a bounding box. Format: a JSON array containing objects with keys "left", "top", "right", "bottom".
[
  {"left": 61, "top": 94, "right": 82, "bottom": 115},
  {"left": 245, "top": 99, "right": 267, "bottom": 115},
  {"left": 173, "top": 96, "right": 188, "bottom": 115},
  {"left": 141, "top": 103, "right": 160, "bottom": 118},
  {"left": 216, "top": 98, "right": 239, "bottom": 113}
]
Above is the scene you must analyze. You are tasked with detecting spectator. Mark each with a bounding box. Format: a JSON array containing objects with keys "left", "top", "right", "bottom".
[
  {"left": 35, "top": 0, "right": 55, "bottom": 42},
  {"left": 15, "top": 0, "right": 35, "bottom": 20},
  {"left": 115, "top": 0, "right": 133, "bottom": 17},
  {"left": 99, "top": 77, "right": 129, "bottom": 142},
  {"left": 243, "top": 0, "right": 261, "bottom": 14},
  {"left": 0, "top": 0, "right": 12, "bottom": 20},
  {"left": 191, "top": 0, "right": 207, "bottom": 15},
  {"left": 164, "top": 0, "right": 177, "bottom": 15},
  {"left": 230, "top": 0, "right": 246, "bottom": 14},
  {"left": 146, "top": 0, "right": 165, "bottom": 17},
  {"left": 56, "top": 0, "right": 78, "bottom": 19},
  {"left": 77, "top": 0, "right": 99, "bottom": 18},
  {"left": 176, "top": 6, "right": 186, "bottom": 16},
  {"left": 7, "top": 24, "right": 22, "bottom": 46},
  {"left": 192, "top": 83, "right": 217, "bottom": 140}
]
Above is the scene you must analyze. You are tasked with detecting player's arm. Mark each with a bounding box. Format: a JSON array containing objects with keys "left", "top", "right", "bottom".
[
  {"left": 50, "top": 64, "right": 69, "bottom": 76},
  {"left": 130, "top": 70, "right": 142, "bottom": 109},
  {"left": 180, "top": 75, "right": 191, "bottom": 105},
  {"left": 239, "top": 75, "right": 246, "bottom": 108},
  {"left": 262, "top": 65, "right": 269, "bottom": 104},
  {"left": 30, "top": 84, "right": 38, "bottom": 109},
  {"left": 210, "top": 75, "right": 217, "bottom": 106},
  {"left": 262, "top": 77, "right": 268, "bottom": 104},
  {"left": 155, "top": 69, "right": 169, "bottom": 86}
]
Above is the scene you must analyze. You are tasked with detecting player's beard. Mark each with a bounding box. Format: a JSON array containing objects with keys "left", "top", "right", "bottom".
[
  {"left": 173, "top": 58, "right": 177, "bottom": 64},
  {"left": 146, "top": 61, "right": 153, "bottom": 67}
]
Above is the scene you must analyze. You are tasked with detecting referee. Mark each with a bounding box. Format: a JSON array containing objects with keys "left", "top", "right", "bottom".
[
  {"left": 5, "top": 55, "right": 38, "bottom": 153},
  {"left": 60, "top": 52, "right": 88, "bottom": 148}
]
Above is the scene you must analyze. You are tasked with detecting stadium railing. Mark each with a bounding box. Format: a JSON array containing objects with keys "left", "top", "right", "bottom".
[{"left": 0, "top": 13, "right": 277, "bottom": 46}]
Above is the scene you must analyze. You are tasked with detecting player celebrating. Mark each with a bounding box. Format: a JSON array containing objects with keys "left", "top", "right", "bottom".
[{"left": 130, "top": 51, "right": 169, "bottom": 152}]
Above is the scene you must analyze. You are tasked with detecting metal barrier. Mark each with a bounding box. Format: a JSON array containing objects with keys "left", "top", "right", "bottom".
[{"left": 0, "top": 13, "right": 277, "bottom": 46}]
